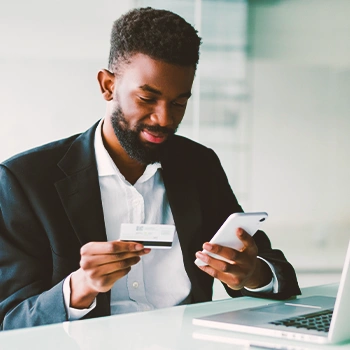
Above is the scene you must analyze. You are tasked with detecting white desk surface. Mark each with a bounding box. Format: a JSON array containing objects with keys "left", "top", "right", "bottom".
[{"left": 0, "top": 283, "right": 348, "bottom": 350}]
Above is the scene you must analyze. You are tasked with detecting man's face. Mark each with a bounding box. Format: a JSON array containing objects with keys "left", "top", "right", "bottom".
[{"left": 109, "top": 53, "right": 195, "bottom": 164}]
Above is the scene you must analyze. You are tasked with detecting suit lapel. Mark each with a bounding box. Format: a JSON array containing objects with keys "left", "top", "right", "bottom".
[
  {"left": 161, "top": 141, "right": 202, "bottom": 253},
  {"left": 55, "top": 122, "right": 107, "bottom": 246},
  {"left": 162, "top": 138, "right": 216, "bottom": 302}
]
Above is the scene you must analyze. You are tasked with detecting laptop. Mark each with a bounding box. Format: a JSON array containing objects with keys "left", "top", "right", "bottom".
[{"left": 193, "top": 241, "right": 350, "bottom": 344}]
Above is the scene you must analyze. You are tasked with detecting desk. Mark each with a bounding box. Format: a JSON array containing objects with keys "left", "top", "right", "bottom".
[{"left": 0, "top": 284, "right": 348, "bottom": 350}]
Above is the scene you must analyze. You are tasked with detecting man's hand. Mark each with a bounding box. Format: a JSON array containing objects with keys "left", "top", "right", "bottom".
[
  {"left": 70, "top": 241, "right": 151, "bottom": 309},
  {"left": 195, "top": 228, "right": 272, "bottom": 290}
]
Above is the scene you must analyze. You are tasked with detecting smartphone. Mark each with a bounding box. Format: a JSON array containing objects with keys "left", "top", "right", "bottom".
[{"left": 195, "top": 212, "right": 268, "bottom": 266}]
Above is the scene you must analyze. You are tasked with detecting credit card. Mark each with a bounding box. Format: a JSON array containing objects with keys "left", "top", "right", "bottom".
[{"left": 120, "top": 224, "right": 176, "bottom": 249}]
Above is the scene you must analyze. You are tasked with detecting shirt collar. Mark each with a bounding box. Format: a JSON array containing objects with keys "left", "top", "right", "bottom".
[
  {"left": 94, "top": 118, "right": 161, "bottom": 182},
  {"left": 94, "top": 118, "right": 118, "bottom": 177}
]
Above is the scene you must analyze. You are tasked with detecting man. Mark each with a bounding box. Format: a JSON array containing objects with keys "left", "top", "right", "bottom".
[{"left": 0, "top": 7, "right": 300, "bottom": 330}]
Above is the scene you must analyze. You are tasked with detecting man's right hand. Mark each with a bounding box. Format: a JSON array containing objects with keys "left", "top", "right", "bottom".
[{"left": 70, "top": 241, "right": 151, "bottom": 309}]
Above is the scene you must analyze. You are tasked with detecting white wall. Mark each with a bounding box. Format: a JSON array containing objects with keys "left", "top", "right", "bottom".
[
  {"left": 247, "top": 0, "right": 350, "bottom": 270},
  {"left": 0, "top": 0, "right": 131, "bottom": 161}
]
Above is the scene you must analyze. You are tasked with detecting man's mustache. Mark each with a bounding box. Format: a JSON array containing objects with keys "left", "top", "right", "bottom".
[{"left": 138, "top": 124, "right": 176, "bottom": 136}]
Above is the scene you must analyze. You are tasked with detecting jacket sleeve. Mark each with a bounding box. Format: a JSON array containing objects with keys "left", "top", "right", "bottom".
[
  {"left": 0, "top": 165, "right": 68, "bottom": 330},
  {"left": 206, "top": 149, "right": 301, "bottom": 300}
]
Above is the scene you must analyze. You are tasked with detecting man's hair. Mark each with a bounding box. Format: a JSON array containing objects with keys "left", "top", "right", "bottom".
[{"left": 108, "top": 7, "right": 201, "bottom": 73}]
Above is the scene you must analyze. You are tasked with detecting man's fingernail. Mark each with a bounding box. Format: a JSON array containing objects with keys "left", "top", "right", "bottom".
[
  {"left": 135, "top": 244, "right": 143, "bottom": 250},
  {"left": 203, "top": 243, "right": 212, "bottom": 251},
  {"left": 196, "top": 252, "right": 207, "bottom": 262}
]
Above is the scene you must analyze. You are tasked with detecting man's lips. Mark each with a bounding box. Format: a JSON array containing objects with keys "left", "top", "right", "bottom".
[{"left": 141, "top": 130, "right": 168, "bottom": 144}]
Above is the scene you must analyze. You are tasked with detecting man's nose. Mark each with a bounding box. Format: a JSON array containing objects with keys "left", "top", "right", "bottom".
[{"left": 150, "top": 102, "right": 173, "bottom": 127}]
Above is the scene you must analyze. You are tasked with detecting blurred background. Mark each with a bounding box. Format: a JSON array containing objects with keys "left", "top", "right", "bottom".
[{"left": 1, "top": 0, "right": 349, "bottom": 299}]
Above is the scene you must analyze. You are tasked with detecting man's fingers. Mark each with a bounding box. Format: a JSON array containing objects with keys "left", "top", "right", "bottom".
[
  {"left": 235, "top": 228, "right": 255, "bottom": 250},
  {"left": 197, "top": 264, "right": 245, "bottom": 290},
  {"left": 80, "top": 250, "right": 149, "bottom": 269},
  {"left": 83, "top": 256, "right": 141, "bottom": 278},
  {"left": 78, "top": 241, "right": 152, "bottom": 294},
  {"left": 85, "top": 267, "right": 132, "bottom": 293},
  {"left": 80, "top": 240, "right": 145, "bottom": 256},
  {"left": 202, "top": 229, "right": 257, "bottom": 263},
  {"left": 201, "top": 244, "right": 242, "bottom": 264}
]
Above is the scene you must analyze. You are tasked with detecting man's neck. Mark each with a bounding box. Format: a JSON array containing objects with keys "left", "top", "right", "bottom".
[{"left": 110, "top": 155, "right": 146, "bottom": 185}]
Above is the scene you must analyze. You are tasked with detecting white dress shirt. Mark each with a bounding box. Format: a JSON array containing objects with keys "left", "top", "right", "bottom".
[{"left": 63, "top": 119, "right": 277, "bottom": 320}]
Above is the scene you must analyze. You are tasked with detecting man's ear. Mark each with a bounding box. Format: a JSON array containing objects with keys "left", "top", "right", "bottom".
[{"left": 97, "top": 69, "right": 115, "bottom": 101}]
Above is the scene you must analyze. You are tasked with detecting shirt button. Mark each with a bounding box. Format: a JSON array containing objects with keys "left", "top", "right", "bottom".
[
  {"left": 132, "top": 201, "right": 138, "bottom": 207},
  {"left": 132, "top": 282, "right": 139, "bottom": 289}
]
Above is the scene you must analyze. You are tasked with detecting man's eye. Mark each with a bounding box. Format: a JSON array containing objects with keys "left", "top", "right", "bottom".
[
  {"left": 172, "top": 100, "right": 187, "bottom": 107},
  {"left": 139, "top": 96, "right": 156, "bottom": 103}
]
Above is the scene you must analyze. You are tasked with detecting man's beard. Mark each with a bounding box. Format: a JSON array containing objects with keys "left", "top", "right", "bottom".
[{"left": 111, "top": 106, "right": 177, "bottom": 165}]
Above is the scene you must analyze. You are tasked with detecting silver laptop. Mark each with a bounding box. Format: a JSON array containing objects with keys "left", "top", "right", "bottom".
[{"left": 193, "top": 241, "right": 350, "bottom": 344}]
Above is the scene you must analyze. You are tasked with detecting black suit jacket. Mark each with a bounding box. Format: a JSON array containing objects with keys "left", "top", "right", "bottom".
[{"left": 0, "top": 121, "right": 300, "bottom": 330}]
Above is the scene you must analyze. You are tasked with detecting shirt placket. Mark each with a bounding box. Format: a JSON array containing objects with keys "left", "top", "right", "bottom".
[{"left": 127, "top": 186, "right": 153, "bottom": 311}]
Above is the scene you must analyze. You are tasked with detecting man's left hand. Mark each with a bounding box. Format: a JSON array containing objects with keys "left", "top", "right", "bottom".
[{"left": 195, "top": 228, "right": 272, "bottom": 290}]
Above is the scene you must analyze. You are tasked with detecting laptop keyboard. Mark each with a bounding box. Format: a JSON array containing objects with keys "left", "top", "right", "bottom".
[{"left": 269, "top": 309, "right": 333, "bottom": 333}]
